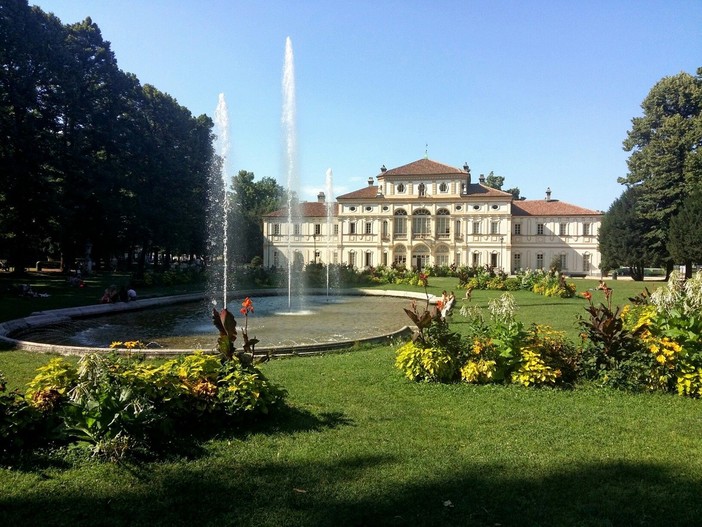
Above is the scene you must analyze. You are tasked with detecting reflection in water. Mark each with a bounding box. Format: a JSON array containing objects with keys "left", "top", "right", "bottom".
[{"left": 13, "top": 295, "right": 412, "bottom": 349}]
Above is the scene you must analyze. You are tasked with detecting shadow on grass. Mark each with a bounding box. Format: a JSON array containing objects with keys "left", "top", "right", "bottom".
[{"left": 2, "top": 456, "right": 700, "bottom": 526}]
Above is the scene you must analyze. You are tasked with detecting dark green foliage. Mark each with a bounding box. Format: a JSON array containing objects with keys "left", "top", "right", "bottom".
[
  {"left": 598, "top": 186, "right": 655, "bottom": 280},
  {"left": 619, "top": 67, "right": 702, "bottom": 270},
  {"left": 0, "top": 1, "right": 215, "bottom": 272},
  {"left": 667, "top": 189, "right": 702, "bottom": 275}
]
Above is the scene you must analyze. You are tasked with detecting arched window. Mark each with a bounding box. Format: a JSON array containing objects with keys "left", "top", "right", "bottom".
[
  {"left": 413, "top": 244, "right": 430, "bottom": 270},
  {"left": 435, "top": 245, "right": 450, "bottom": 267},
  {"left": 394, "top": 209, "right": 408, "bottom": 237},
  {"left": 436, "top": 208, "right": 450, "bottom": 238},
  {"left": 412, "top": 209, "right": 431, "bottom": 239},
  {"left": 393, "top": 245, "right": 407, "bottom": 268}
]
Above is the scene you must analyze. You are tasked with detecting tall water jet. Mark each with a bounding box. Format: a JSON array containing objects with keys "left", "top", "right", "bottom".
[
  {"left": 325, "top": 168, "right": 334, "bottom": 298},
  {"left": 281, "top": 36, "right": 300, "bottom": 310},
  {"left": 213, "top": 93, "right": 231, "bottom": 309}
]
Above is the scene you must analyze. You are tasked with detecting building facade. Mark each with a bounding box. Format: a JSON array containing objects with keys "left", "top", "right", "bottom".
[{"left": 263, "top": 158, "right": 602, "bottom": 276}]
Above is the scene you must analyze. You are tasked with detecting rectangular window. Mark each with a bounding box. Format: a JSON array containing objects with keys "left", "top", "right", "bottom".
[
  {"left": 513, "top": 253, "right": 521, "bottom": 272},
  {"left": 273, "top": 224, "right": 280, "bottom": 236},
  {"left": 537, "top": 223, "right": 544, "bottom": 235},
  {"left": 348, "top": 252, "right": 356, "bottom": 267},
  {"left": 436, "top": 216, "right": 450, "bottom": 237},
  {"left": 349, "top": 222, "right": 356, "bottom": 235},
  {"left": 491, "top": 221, "right": 499, "bottom": 235},
  {"left": 583, "top": 253, "right": 591, "bottom": 272},
  {"left": 293, "top": 224, "right": 301, "bottom": 236},
  {"left": 559, "top": 254, "right": 567, "bottom": 270},
  {"left": 559, "top": 223, "right": 567, "bottom": 236},
  {"left": 490, "top": 253, "right": 498, "bottom": 268},
  {"left": 382, "top": 221, "right": 389, "bottom": 237},
  {"left": 314, "top": 224, "right": 321, "bottom": 235},
  {"left": 472, "top": 221, "right": 481, "bottom": 235},
  {"left": 273, "top": 251, "right": 279, "bottom": 267},
  {"left": 412, "top": 216, "right": 430, "bottom": 237},
  {"left": 472, "top": 252, "right": 481, "bottom": 267},
  {"left": 394, "top": 216, "right": 407, "bottom": 236},
  {"left": 455, "top": 220, "right": 462, "bottom": 236},
  {"left": 455, "top": 252, "right": 461, "bottom": 266},
  {"left": 514, "top": 223, "right": 521, "bottom": 235},
  {"left": 365, "top": 221, "right": 372, "bottom": 235},
  {"left": 583, "top": 223, "right": 591, "bottom": 236},
  {"left": 536, "top": 253, "right": 544, "bottom": 270},
  {"left": 365, "top": 252, "right": 372, "bottom": 267},
  {"left": 334, "top": 224, "right": 339, "bottom": 235}
]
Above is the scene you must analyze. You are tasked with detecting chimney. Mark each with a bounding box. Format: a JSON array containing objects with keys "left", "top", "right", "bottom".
[
  {"left": 317, "top": 191, "right": 325, "bottom": 203},
  {"left": 545, "top": 187, "right": 552, "bottom": 201},
  {"left": 380, "top": 165, "right": 387, "bottom": 173},
  {"left": 479, "top": 173, "right": 485, "bottom": 184},
  {"left": 368, "top": 176, "right": 374, "bottom": 186}
]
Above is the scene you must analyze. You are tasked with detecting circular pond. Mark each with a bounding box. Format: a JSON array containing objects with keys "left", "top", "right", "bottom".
[{"left": 10, "top": 294, "right": 412, "bottom": 350}]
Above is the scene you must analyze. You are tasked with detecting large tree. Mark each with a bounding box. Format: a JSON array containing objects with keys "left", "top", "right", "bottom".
[
  {"left": 0, "top": 1, "right": 215, "bottom": 273},
  {"left": 667, "top": 189, "right": 702, "bottom": 277},
  {"left": 619, "top": 68, "right": 702, "bottom": 274},
  {"left": 598, "top": 186, "right": 656, "bottom": 281},
  {"left": 0, "top": 1, "right": 68, "bottom": 273},
  {"left": 230, "top": 170, "right": 285, "bottom": 264}
]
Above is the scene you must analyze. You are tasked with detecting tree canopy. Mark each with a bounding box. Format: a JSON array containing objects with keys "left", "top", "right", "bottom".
[
  {"left": 483, "top": 171, "right": 523, "bottom": 200},
  {"left": 598, "top": 186, "right": 656, "bottom": 280},
  {"left": 0, "top": 1, "right": 216, "bottom": 274},
  {"left": 617, "top": 67, "right": 702, "bottom": 271},
  {"left": 667, "top": 190, "right": 702, "bottom": 276}
]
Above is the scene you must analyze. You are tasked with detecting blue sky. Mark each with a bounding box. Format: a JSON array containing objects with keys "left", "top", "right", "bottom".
[{"left": 32, "top": 0, "right": 702, "bottom": 212}]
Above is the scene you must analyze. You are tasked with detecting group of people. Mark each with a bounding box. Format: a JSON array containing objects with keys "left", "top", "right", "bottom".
[
  {"left": 100, "top": 284, "right": 136, "bottom": 304},
  {"left": 439, "top": 290, "right": 456, "bottom": 320}
]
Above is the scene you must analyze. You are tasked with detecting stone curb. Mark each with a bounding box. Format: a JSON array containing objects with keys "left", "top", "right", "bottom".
[{"left": 0, "top": 289, "right": 426, "bottom": 357}]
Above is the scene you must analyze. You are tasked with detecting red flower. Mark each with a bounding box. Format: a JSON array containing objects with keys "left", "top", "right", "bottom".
[
  {"left": 240, "top": 297, "right": 254, "bottom": 316},
  {"left": 581, "top": 291, "right": 592, "bottom": 301},
  {"left": 436, "top": 300, "right": 444, "bottom": 311}
]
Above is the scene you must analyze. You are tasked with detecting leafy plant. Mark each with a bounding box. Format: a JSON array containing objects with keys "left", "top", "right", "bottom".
[{"left": 213, "top": 297, "right": 261, "bottom": 365}]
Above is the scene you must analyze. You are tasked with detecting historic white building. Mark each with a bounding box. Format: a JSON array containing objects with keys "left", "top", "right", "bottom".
[{"left": 262, "top": 158, "right": 602, "bottom": 276}]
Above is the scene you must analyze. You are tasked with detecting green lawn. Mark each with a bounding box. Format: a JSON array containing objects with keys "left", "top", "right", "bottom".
[
  {"left": 4, "top": 274, "right": 692, "bottom": 527},
  {"left": 2, "top": 346, "right": 701, "bottom": 526}
]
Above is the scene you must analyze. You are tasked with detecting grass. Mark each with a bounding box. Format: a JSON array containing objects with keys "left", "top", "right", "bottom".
[
  {"left": 2, "top": 346, "right": 701, "bottom": 526},
  {"left": 3, "top": 273, "right": 689, "bottom": 526}
]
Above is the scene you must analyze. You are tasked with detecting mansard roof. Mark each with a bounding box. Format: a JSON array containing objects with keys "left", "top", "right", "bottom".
[
  {"left": 264, "top": 201, "right": 336, "bottom": 218},
  {"left": 512, "top": 200, "right": 601, "bottom": 217},
  {"left": 380, "top": 158, "right": 466, "bottom": 177}
]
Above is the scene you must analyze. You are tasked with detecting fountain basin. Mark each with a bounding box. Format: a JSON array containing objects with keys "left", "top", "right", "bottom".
[{"left": 0, "top": 289, "right": 426, "bottom": 357}]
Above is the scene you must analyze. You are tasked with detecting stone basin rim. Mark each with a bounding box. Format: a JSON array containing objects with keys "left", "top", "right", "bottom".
[{"left": 0, "top": 288, "right": 429, "bottom": 357}]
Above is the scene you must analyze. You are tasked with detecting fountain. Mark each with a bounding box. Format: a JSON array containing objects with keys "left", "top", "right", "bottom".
[
  {"left": 325, "top": 168, "right": 334, "bottom": 298},
  {"left": 212, "top": 93, "right": 231, "bottom": 310},
  {"left": 0, "top": 37, "right": 420, "bottom": 357},
  {"left": 281, "top": 36, "right": 301, "bottom": 311}
]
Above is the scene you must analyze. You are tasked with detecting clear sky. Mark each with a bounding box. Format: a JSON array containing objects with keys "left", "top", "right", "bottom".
[{"left": 32, "top": 0, "right": 702, "bottom": 212}]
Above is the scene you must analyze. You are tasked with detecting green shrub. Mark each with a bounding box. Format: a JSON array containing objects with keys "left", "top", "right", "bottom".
[{"left": 395, "top": 342, "right": 457, "bottom": 382}]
